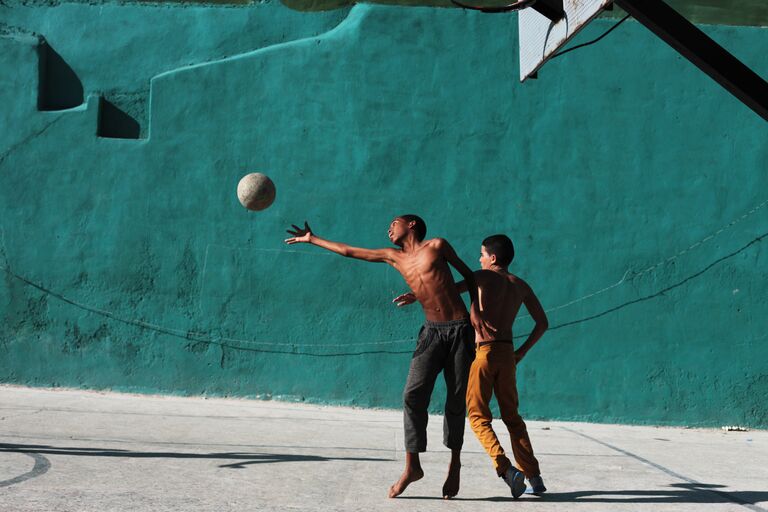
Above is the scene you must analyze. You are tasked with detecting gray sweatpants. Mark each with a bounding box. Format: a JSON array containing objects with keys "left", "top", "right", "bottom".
[{"left": 403, "top": 318, "right": 476, "bottom": 453}]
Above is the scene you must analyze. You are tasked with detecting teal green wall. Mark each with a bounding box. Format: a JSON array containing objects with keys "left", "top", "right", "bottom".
[{"left": 1, "top": 1, "right": 766, "bottom": 428}]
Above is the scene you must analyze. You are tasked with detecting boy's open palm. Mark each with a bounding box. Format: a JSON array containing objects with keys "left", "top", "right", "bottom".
[{"left": 285, "top": 222, "right": 313, "bottom": 244}]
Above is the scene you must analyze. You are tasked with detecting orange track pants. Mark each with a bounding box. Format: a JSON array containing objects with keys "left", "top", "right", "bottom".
[{"left": 466, "top": 343, "right": 541, "bottom": 477}]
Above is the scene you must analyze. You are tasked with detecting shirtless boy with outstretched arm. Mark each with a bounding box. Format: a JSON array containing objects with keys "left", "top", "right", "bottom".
[
  {"left": 285, "top": 216, "right": 492, "bottom": 499},
  {"left": 394, "top": 234, "right": 548, "bottom": 498}
]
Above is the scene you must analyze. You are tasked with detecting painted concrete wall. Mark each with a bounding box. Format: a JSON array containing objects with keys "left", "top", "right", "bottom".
[{"left": 1, "top": 1, "right": 766, "bottom": 428}]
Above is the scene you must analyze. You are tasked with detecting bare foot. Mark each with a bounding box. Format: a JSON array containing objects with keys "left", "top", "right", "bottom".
[
  {"left": 388, "top": 468, "right": 424, "bottom": 498},
  {"left": 442, "top": 461, "right": 461, "bottom": 499}
]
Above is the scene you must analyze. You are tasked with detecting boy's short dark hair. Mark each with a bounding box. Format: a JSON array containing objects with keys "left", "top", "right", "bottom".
[
  {"left": 482, "top": 234, "right": 515, "bottom": 267},
  {"left": 399, "top": 214, "right": 427, "bottom": 241}
]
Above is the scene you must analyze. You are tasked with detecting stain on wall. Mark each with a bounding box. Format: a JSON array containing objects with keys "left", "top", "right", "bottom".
[{"left": 0, "top": 1, "right": 766, "bottom": 428}]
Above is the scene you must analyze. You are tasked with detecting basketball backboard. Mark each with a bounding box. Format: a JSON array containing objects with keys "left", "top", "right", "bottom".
[
  {"left": 453, "top": 0, "right": 766, "bottom": 119},
  {"left": 518, "top": 0, "right": 614, "bottom": 81}
]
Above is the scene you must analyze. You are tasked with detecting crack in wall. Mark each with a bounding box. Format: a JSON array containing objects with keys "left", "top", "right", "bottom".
[
  {"left": 1, "top": 229, "right": 765, "bottom": 356},
  {"left": 0, "top": 116, "right": 63, "bottom": 168},
  {"left": 536, "top": 230, "right": 768, "bottom": 338},
  {"left": 0, "top": 226, "right": 9, "bottom": 268}
]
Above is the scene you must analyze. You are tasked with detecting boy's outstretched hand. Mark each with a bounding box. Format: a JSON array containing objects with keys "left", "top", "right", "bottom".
[{"left": 285, "top": 222, "right": 313, "bottom": 244}]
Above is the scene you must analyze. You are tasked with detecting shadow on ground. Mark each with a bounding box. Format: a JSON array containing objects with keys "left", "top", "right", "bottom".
[
  {"left": 398, "top": 483, "right": 768, "bottom": 506},
  {"left": 3, "top": 443, "right": 767, "bottom": 508},
  {"left": 0, "top": 442, "right": 390, "bottom": 469}
]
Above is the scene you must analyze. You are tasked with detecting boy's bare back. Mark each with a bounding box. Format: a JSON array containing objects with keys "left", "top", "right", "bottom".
[{"left": 474, "top": 270, "right": 543, "bottom": 343}]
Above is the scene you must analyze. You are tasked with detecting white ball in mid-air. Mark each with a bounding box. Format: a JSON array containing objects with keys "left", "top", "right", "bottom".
[{"left": 237, "top": 173, "right": 276, "bottom": 211}]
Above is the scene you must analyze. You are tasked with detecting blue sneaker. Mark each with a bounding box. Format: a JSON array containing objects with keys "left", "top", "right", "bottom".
[
  {"left": 501, "top": 466, "right": 526, "bottom": 499},
  {"left": 528, "top": 475, "right": 547, "bottom": 495}
]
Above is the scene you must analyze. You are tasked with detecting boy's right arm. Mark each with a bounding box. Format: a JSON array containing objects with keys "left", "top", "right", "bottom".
[
  {"left": 515, "top": 282, "right": 549, "bottom": 363},
  {"left": 285, "top": 222, "right": 396, "bottom": 263}
]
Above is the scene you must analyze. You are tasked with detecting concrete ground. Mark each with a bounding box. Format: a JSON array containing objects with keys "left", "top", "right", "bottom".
[{"left": 0, "top": 386, "right": 765, "bottom": 512}]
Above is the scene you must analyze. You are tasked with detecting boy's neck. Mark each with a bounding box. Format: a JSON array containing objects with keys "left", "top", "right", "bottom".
[
  {"left": 489, "top": 264, "right": 509, "bottom": 274},
  {"left": 401, "top": 235, "right": 422, "bottom": 253}
]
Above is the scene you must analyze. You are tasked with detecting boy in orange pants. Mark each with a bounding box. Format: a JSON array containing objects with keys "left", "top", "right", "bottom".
[{"left": 394, "top": 234, "right": 548, "bottom": 498}]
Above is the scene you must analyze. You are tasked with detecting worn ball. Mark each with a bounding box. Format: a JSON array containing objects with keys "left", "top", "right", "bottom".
[{"left": 237, "top": 173, "right": 276, "bottom": 211}]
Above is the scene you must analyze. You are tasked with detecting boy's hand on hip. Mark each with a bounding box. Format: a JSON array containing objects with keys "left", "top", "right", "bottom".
[
  {"left": 392, "top": 292, "right": 417, "bottom": 307},
  {"left": 470, "top": 303, "right": 496, "bottom": 340}
]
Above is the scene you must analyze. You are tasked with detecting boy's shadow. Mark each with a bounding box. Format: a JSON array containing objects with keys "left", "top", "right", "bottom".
[
  {"left": 0, "top": 442, "right": 390, "bottom": 469},
  {"left": 399, "top": 483, "right": 768, "bottom": 506}
]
